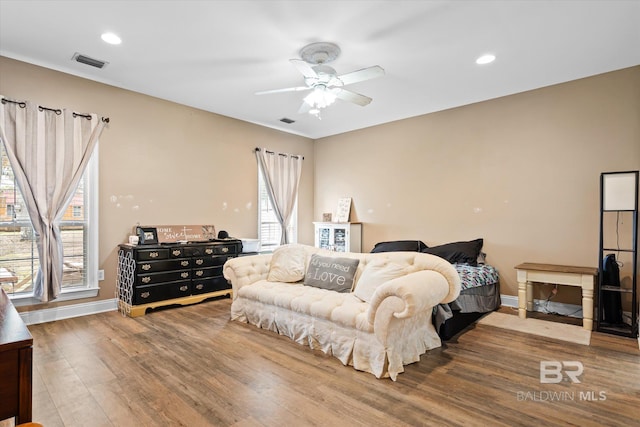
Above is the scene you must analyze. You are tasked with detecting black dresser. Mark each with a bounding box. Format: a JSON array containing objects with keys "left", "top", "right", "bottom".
[{"left": 116, "top": 239, "right": 242, "bottom": 317}]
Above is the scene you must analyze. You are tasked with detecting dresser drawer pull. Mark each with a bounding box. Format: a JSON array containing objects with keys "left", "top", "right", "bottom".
[
  {"left": 179, "top": 285, "right": 189, "bottom": 292},
  {"left": 149, "top": 252, "right": 159, "bottom": 258},
  {"left": 195, "top": 270, "right": 204, "bottom": 277},
  {"left": 205, "top": 248, "right": 213, "bottom": 255},
  {"left": 181, "top": 261, "right": 189, "bottom": 267},
  {"left": 141, "top": 277, "right": 151, "bottom": 284},
  {"left": 195, "top": 284, "right": 204, "bottom": 290},
  {"left": 180, "top": 272, "right": 189, "bottom": 279},
  {"left": 221, "top": 247, "right": 229, "bottom": 253},
  {"left": 195, "top": 259, "right": 204, "bottom": 265},
  {"left": 141, "top": 264, "right": 151, "bottom": 271},
  {"left": 141, "top": 292, "right": 150, "bottom": 299},
  {"left": 172, "top": 250, "right": 182, "bottom": 256}
]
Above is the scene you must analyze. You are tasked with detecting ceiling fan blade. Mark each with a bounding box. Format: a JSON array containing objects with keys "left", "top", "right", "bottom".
[
  {"left": 255, "top": 86, "right": 311, "bottom": 95},
  {"left": 332, "top": 88, "right": 373, "bottom": 106},
  {"left": 290, "top": 59, "right": 319, "bottom": 79},
  {"left": 337, "top": 65, "right": 385, "bottom": 86}
]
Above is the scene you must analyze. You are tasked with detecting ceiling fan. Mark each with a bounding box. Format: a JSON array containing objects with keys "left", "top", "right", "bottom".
[{"left": 256, "top": 42, "right": 385, "bottom": 118}]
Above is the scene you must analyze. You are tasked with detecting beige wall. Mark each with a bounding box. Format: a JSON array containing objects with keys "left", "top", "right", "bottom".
[
  {"left": 2, "top": 55, "right": 639, "bottom": 311},
  {"left": 314, "top": 66, "right": 640, "bottom": 303},
  {"left": 0, "top": 56, "right": 315, "bottom": 311}
]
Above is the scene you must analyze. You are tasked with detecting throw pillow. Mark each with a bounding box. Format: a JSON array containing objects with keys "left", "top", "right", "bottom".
[
  {"left": 422, "top": 238, "right": 483, "bottom": 266},
  {"left": 303, "top": 254, "right": 360, "bottom": 293},
  {"left": 370, "top": 240, "right": 428, "bottom": 253},
  {"left": 353, "top": 260, "right": 407, "bottom": 303},
  {"left": 267, "top": 244, "right": 306, "bottom": 283}
]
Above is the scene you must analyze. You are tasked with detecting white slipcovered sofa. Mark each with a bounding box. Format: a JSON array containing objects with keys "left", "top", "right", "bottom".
[{"left": 223, "top": 244, "right": 461, "bottom": 380}]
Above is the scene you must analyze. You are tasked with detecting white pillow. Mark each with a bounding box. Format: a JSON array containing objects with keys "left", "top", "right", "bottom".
[
  {"left": 353, "top": 259, "right": 407, "bottom": 303},
  {"left": 267, "top": 244, "right": 306, "bottom": 283}
]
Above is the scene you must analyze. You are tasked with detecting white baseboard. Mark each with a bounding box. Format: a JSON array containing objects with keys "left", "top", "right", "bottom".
[
  {"left": 19, "top": 298, "right": 118, "bottom": 325},
  {"left": 500, "top": 295, "right": 583, "bottom": 318}
]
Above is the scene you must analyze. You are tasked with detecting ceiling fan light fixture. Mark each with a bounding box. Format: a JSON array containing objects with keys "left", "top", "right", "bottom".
[{"left": 303, "top": 86, "right": 337, "bottom": 109}]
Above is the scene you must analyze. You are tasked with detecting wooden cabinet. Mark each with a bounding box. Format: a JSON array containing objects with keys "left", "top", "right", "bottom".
[
  {"left": 0, "top": 289, "right": 33, "bottom": 424},
  {"left": 116, "top": 240, "right": 242, "bottom": 317},
  {"left": 313, "top": 222, "right": 362, "bottom": 253}
]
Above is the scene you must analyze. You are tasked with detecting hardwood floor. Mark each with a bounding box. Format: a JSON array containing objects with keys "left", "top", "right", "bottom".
[{"left": 2, "top": 299, "right": 639, "bottom": 427}]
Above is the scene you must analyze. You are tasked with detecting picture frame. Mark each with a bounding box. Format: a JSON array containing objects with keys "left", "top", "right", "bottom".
[
  {"left": 322, "top": 213, "right": 332, "bottom": 222},
  {"left": 136, "top": 227, "right": 159, "bottom": 245},
  {"left": 334, "top": 197, "right": 352, "bottom": 223}
]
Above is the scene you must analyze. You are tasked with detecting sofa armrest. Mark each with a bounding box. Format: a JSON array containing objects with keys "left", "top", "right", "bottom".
[
  {"left": 223, "top": 254, "right": 272, "bottom": 299},
  {"left": 366, "top": 269, "right": 460, "bottom": 326}
]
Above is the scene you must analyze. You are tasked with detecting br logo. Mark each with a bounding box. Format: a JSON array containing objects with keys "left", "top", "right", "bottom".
[{"left": 540, "top": 361, "right": 584, "bottom": 384}]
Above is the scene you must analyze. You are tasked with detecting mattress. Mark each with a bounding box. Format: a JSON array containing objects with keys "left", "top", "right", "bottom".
[{"left": 433, "top": 264, "right": 501, "bottom": 336}]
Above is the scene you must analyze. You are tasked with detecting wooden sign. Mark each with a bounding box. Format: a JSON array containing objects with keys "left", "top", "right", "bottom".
[{"left": 137, "top": 225, "right": 216, "bottom": 243}]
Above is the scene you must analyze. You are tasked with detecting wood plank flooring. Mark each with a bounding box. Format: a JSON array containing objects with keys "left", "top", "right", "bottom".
[{"left": 2, "top": 299, "right": 639, "bottom": 427}]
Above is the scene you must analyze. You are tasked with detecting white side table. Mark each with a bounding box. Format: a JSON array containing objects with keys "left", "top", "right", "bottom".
[{"left": 515, "top": 262, "right": 598, "bottom": 331}]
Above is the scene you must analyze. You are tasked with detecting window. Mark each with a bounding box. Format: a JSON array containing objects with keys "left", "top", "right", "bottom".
[
  {"left": 258, "top": 166, "right": 297, "bottom": 251},
  {"left": 0, "top": 142, "right": 99, "bottom": 300}
]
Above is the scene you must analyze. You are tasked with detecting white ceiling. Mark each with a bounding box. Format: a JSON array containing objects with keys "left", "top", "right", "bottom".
[{"left": 1, "top": 0, "right": 639, "bottom": 139}]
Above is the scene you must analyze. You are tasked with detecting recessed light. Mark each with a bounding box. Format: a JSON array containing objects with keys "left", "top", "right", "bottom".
[
  {"left": 101, "top": 32, "right": 122, "bottom": 45},
  {"left": 476, "top": 54, "right": 495, "bottom": 65}
]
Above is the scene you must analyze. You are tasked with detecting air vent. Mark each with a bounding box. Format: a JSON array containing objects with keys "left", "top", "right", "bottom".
[
  {"left": 280, "top": 118, "right": 295, "bottom": 124},
  {"left": 72, "top": 52, "right": 108, "bottom": 69}
]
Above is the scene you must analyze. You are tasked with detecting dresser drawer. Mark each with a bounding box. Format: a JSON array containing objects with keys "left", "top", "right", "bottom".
[
  {"left": 136, "top": 248, "right": 169, "bottom": 261},
  {"left": 187, "top": 244, "right": 236, "bottom": 257},
  {"left": 187, "top": 245, "right": 215, "bottom": 256},
  {"left": 213, "top": 244, "right": 235, "bottom": 255},
  {"left": 136, "top": 270, "right": 191, "bottom": 286},
  {"left": 191, "top": 255, "right": 227, "bottom": 268},
  {"left": 134, "top": 280, "right": 192, "bottom": 305},
  {"left": 191, "top": 277, "right": 230, "bottom": 294},
  {"left": 136, "top": 258, "right": 191, "bottom": 273},
  {"left": 192, "top": 266, "right": 223, "bottom": 279},
  {"left": 168, "top": 246, "right": 187, "bottom": 258}
]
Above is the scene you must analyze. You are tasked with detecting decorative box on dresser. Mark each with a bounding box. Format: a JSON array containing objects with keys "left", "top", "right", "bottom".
[
  {"left": 116, "top": 239, "right": 242, "bottom": 317},
  {"left": 313, "top": 222, "right": 362, "bottom": 252}
]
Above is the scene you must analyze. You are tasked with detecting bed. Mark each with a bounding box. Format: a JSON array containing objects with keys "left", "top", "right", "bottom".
[
  {"left": 434, "top": 263, "right": 500, "bottom": 340},
  {"left": 370, "top": 238, "right": 501, "bottom": 340}
]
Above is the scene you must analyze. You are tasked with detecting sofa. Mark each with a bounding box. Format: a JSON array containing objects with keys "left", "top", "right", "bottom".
[{"left": 223, "top": 244, "right": 461, "bottom": 380}]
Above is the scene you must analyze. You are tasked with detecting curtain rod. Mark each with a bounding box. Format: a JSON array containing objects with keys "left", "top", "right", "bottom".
[
  {"left": 1, "top": 97, "right": 110, "bottom": 123},
  {"left": 255, "top": 147, "right": 304, "bottom": 160}
]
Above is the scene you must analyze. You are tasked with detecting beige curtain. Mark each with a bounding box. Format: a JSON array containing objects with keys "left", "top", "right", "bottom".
[
  {"left": 0, "top": 96, "right": 107, "bottom": 302},
  {"left": 255, "top": 148, "right": 303, "bottom": 245}
]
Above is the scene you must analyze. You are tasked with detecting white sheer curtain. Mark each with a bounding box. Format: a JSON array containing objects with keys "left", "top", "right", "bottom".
[
  {"left": 255, "top": 148, "right": 303, "bottom": 245},
  {"left": 0, "top": 96, "right": 107, "bottom": 302}
]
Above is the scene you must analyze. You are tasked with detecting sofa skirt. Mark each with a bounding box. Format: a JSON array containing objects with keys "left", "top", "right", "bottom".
[{"left": 231, "top": 297, "right": 442, "bottom": 380}]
